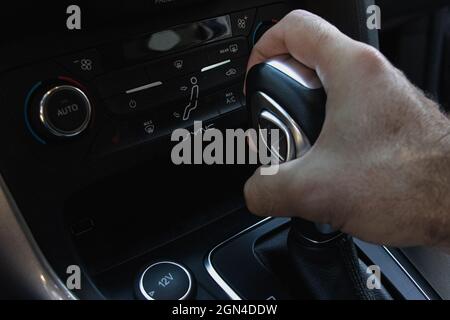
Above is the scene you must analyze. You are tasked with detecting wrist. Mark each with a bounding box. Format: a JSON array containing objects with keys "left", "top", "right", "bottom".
[{"left": 422, "top": 110, "right": 450, "bottom": 249}]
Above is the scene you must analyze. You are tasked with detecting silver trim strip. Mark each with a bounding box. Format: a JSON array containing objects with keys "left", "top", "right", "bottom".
[
  {"left": 201, "top": 60, "right": 231, "bottom": 72},
  {"left": 253, "top": 92, "right": 312, "bottom": 159},
  {"left": 0, "top": 174, "right": 76, "bottom": 300},
  {"left": 126, "top": 81, "right": 163, "bottom": 94},
  {"left": 205, "top": 217, "right": 431, "bottom": 300},
  {"left": 382, "top": 246, "right": 431, "bottom": 300},
  {"left": 297, "top": 231, "right": 345, "bottom": 245},
  {"left": 258, "top": 110, "right": 294, "bottom": 162},
  {"left": 205, "top": 217, "right": 272, "bottom": 300},
  {"left": 267, "top": 56, "right": 322, "bottom": 90},
  {"left": 139, "top": 261, "right": 193, "bottom": 300}
]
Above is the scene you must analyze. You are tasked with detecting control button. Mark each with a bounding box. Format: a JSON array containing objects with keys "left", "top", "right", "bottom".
[
  {"left": 166, "top": 105, "right": 195, "bottom": 129},
  {"left": 161, "top": 73, "right": 217, "bottom": 128},
  {"left": 104, "top": 85, "right": 165, "bottom": 116},
  {"left": 138, "top": 261, "right": 194, "bottom": 300},
  {"left": 206, "top": 38, "right": 249, "bottom": 64},
  {"left": 134, "top": 115, "right": 167, "bottom": 142},
  {"left": 230, "top": 9, "right": 257, "bottom": 36},
  {"left": 94, "top": 67, "right": 149, "bottom": 99},
  {"left": 203, "top": 85, "right": 245, "bottom": 115},
  {"left": 202, "top": 57, "right": 247, "bottom": 92},
  {"left": 165, "top": 74, "right": 202, "bottom": 100},
  {"left": 57, "top": 49, "right": 103, "bottom": 80},
  {"left": 105, "top": 74, "right": 203, "bottom": 116},
  {"left": 104, "top": 93, "right": 145, "bottom": 116},
  {"left": 39, "top": 85, "right": 91, "bottom": 137},
  {"left": 92, "top": 114, "right": 166, "bottom": 157},
  {"left": 166, "top": 99, "right": 220, "bottom": 129},
  {"left": 147, "top": 50, "right": 205, "bottom": 81}
]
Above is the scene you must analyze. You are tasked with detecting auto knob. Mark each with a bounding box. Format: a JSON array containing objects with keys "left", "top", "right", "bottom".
[{"left": 34, "top": 84, "right": 92, "bottom": 139}]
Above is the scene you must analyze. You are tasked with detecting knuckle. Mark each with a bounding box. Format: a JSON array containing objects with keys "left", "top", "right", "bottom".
[
  {"left": 353, "top": 44, "right": 387, "bottom": 75},
  {"left": 312, "top": 20, "right": 334, "bottom": 48},
  {"left": 288, "top": 9, "right": 312, "bottom": 20},
  {"left": 287, "top": 9, "right": 323, "bottom": 26},
  {"left": 286, "top": 10, "right": 332, "bottom": 44}
]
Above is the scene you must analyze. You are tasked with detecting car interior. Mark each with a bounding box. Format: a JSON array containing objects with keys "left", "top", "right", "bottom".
[{"left": 0, "top": 0, "right": 449, "bottom": 300}]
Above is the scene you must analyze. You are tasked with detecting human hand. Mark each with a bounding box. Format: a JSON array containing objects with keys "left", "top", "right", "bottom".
[{"left": 244, "top": 10, "right": 450, "bottom": 250}]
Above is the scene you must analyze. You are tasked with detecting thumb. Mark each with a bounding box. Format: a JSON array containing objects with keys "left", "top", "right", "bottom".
[{"left": 244, "top": 156, "right": 322, "bottom": 219}]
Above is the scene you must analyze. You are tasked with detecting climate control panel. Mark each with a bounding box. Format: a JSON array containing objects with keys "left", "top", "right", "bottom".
[
  {"left": 0, "top": 1, "right": 292, "bottom": 300},
  {"left": 2, "top": 3, "right": 289, "bottom": 163}
]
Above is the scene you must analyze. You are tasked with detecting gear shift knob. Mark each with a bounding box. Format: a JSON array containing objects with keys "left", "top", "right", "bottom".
[
  {"left": 246, "top": 56, "right": 391, "bottom": 300},
  {"left": 246, "top": 55, "right": 342, "bottom": 244}
]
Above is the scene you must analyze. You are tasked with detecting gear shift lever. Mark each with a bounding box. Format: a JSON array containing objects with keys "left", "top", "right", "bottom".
[
  {"left": 247, "top": 55, "right": 342, "bottom": 243},
  {"left": 246, "top": 56, "right": 391, "bottom": 299}
]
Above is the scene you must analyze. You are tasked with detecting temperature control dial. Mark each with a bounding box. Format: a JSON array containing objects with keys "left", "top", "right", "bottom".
[{"left": 38, "top": 85, "right": 91, "bottom": 138}]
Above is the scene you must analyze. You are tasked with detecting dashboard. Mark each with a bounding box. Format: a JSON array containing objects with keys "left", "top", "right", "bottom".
[
  {"left": 0, "top": 0, "right": 448, "bottom": 300},
  {"left": 0, "top": 0, "right": 292, "bottom": 299}
]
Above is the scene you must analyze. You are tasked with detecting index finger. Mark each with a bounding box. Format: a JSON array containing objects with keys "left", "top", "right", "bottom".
[{"left": 246, "top": 10, "right": 354, "bottom": 89}]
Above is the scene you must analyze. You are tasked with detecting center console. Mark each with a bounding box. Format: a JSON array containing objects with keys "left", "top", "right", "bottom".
[{"left": 0, "top": 0, "right": 442, "bottom": 300}]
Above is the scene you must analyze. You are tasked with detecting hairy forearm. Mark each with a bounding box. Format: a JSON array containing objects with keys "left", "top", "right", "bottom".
[
  {"left": 420, "top": 107, "right": 450, "bottom": 249},
  {"left": 434, "top": 138, "right": 450, "bottom": 248},
  {"left": 244, "top": 9, "right": 450, "bottom": 251}
]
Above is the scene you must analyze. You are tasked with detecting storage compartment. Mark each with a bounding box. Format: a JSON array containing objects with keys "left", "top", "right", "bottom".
[{"left": 64, "top": 157, "right": 255, "bottom": 275}]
